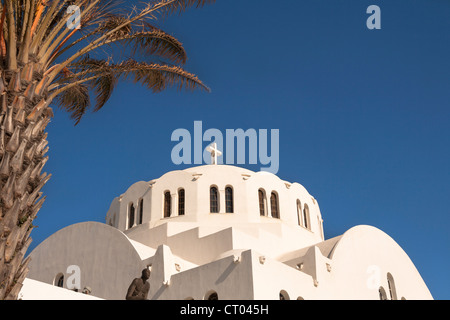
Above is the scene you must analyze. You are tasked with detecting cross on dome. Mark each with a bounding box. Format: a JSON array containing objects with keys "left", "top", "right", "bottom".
[{"left": 206, "top": 142, "right": 222, "bottom": 165}]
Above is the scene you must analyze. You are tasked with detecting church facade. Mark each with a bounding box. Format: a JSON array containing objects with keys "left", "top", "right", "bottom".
[{"left": 20, "top": 164, "right": 433, "bottom": 300}]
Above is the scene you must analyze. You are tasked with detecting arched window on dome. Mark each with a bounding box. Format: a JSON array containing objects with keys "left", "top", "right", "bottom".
[
  {"left": 138, "top": 199, "right": 144, "bottom": 225},
  {"left": 387, "top": 273, "right": 398, "bottom": 300},
  {"left": 303, "top": 203, "right": 310, "bottom": 230},
  {"left": 205, "top": 290, "right": 218, "bottom": 300},
  {"left": 379, "top": 286, "right": 388, "bottom": 300},
  {"left": 270, "top": 192, "right": 279, "bottom": 219},
  {"left": 54, "top": 273, "right": 64, "bottom": 288},
  {"left": 258, "top": 189, "right": 267, "bottom": 216},
  {"left": 210, "top": 187, "right": 219, "bottom": 213},
  {"left": 279, "top": 290, "right": 290, "bottom": 300},
  {"left": 296, "top": 200, "right": 302, "bottom": 226},
  {"left": 225, "top": 186, "right": 233, "bottom": 213},
  {"left": 128, "top": 203, "right": 135, "bottom": 229},
  {"left": 164, "top": 191, "right": 171, "bottom": 218},
  {"left": 178, "top": 189, "right": 185, "bottom": 216}
]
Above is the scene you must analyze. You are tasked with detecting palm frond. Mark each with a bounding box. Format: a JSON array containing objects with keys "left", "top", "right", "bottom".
[
  {"left": 61, "top": 58, "right": 209, "bottom": 92},
  {"left": 1, "top": 0, "right": 213, "bottom": 121},
  {"left": 96, "top": 14, "right": 133, "bottom": 37},
  {"left": 91, "top": 71, "right": 117, "bottom": 112},
  {"left": 50, "top": 27, "right": 187, "bottom": 68},
  {"left": 55, "top": 82, "right": 90, "bottom": 125},
  {"left": 79, "top": 57, "right": 117, "bottom": 112},
  {"left": 128, "top": 30, "right": 187, "bottom": 64},
  {"left": 46, "top": 0, "right": 215, "bottom": 80},
  {"left": 49, "top": 58, "right": 209, "bottom": 123},
  {"left": 121, "top": 60, "right": 209, "bottom": 92},
  {"left": 152, "top": 0, "right": 216, "bottom": 18}
]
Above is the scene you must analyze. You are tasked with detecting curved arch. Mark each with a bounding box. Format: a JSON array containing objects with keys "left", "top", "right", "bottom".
[
  {"left": 178, "top": 188, "right": 185, "bottom": 216},
  {"left": 296, "top": 199, "right": 302, "bottom": 226},
  {"left": 270, "top": 192, "right": 279, "bottom": 219},
  {"left": 204, "top": 290, "right": 218, "bottom": 300},
  {"left": 210, "top": 186, "right": 219, "bottom": 213},
  {"left": 258, "top": 189, "right": 267, "bottom": 216},
  {"left": 379, "top": 286, "right": 388, "bottom": 300},
  {"left": 121, "top": 181, "right": 151, "bottom": 197},
  {"left": 164, "top": 191, "right": 171, "bottom": 218},
  {"left": 128, "top": 203, "right": 135, "bottom": 229},
  {"left": 27, "top": 222, "right": 150, "bottom": 299},
  {"left": 225, "top": 186, "right": 234, "bottom": 213},
  {"left": 327, "top": 225, "right": 433, "bottom": 299},
  {"left": 387, "top": 272, "right": 398, "bottom": 300},
  {"left": 138, "top": 198, "right": 144, "bottom": 225},
  {"left": 303, "top": 203, "right": 310, "bottom": 230},
  {"left": 279, "top": 290, "right": 290, "bottom": 300},
  {"left": 54, "top": 273, "right": 64, "bottom": 288}
]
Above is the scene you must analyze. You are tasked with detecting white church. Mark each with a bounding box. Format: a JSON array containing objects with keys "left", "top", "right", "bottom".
[{"left": 19, "top": 146, "right": 433, "bottom": 300}]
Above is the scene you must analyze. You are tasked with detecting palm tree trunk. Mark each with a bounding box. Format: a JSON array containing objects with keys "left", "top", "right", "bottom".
[
  {"left": 0, "top": 62, "right": 51, "bottom": 300},
  {"left": 0, "top": 0, "right": 213, "bottom": 300}
]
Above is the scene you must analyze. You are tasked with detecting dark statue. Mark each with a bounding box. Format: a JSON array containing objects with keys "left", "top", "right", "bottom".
[{"left": 126, "top": 268, "right": 151, "bottom": 300}]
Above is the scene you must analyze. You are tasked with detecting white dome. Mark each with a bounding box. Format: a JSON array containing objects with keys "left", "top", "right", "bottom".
[{"left": 105, "top": 164, "right": 324, "bottom": 249}]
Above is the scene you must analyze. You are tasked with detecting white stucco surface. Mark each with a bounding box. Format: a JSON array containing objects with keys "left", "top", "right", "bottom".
[
  {"left": 21, "top": 164, "right": 433, "bottom": 300},
  {"left": 19, "top": 278, "right": 102, "bottom": 300}
]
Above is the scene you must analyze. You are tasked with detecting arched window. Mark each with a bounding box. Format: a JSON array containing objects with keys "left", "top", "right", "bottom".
[
  {"left": 128, "top": 203, "right": 135, "bottom": 229},
  {"left": 55, "top": 273, "right": 64, "bottom": 288},
  {"left": 205, "top": 290, "right": 218, "bottom": 300},
  {"left": 164, "top": 191, "right": 171, "bottom": 218},
  {"left": 387, "top": 273, "right": 397, "bottom": 300},
  {"left": 258, "top": 189, "right": 266, "bottom": 216},
  {"left": 279, "top": 290, "right": 290, "bottom": 300},
  {"left": 178, "top": 189, "right": 185, "bottom": 216},
  {"left": 296, "top": 200, "right": 302, "bottom": 226},
  {"left": 138, "top": 199, "right": 143, "bottom": 225},
  {"left": 270, "top": 192, "right": 279, "bottom": 219},
  {"left": 225, "top": 187, "right": 233, "bottom": 213},
  {"left": 379, "top": 286, "right": 388, "bottom": 300},
  {"left": 210, "top": 187, "right": 219, "bottom": 213},
  {"left": 303, "top": 204, "right": 310, "bottom": 230}
]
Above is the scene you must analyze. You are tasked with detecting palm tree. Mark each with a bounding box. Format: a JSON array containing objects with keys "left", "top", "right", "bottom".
[{"left": 0, "top": 0, "right": 213, "bottom": 300}]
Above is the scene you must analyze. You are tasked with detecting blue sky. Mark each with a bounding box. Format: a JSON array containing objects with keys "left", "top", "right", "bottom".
[{"left": 28, "top": 0, "right": 449, "bottom": 299}]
